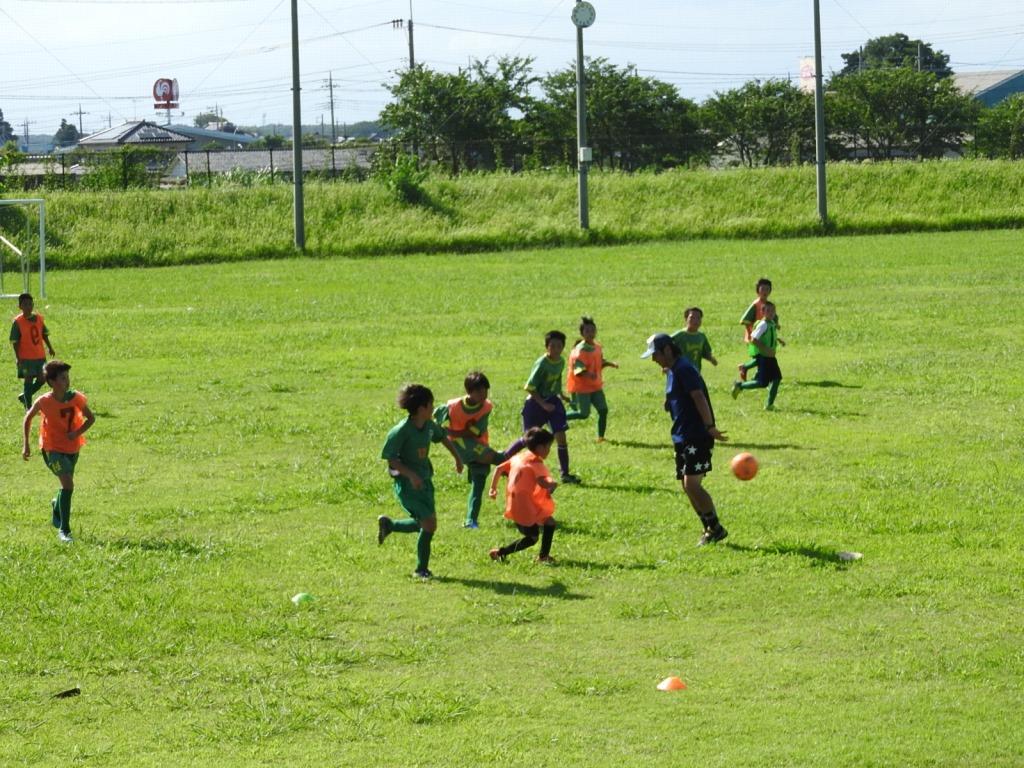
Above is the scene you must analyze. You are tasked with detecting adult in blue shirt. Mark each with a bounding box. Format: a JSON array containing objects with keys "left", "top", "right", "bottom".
[{"left": 642, "top": 333, "right": 729, "bottom": 546}]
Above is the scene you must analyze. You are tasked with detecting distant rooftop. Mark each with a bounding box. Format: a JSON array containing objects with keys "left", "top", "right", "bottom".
[
  {"left": 78, "top": 121, "right": 193, "bottom": 147},
  {"left": 954, "top": 70, "right": 1024, "bottom": 97}
]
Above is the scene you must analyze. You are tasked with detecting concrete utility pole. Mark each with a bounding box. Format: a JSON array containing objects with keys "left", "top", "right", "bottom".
[
  {"left": 290, "top": 0, "right": 305, "bottom": 250},
  {"left": 571, "top": 2, "right": 595, "bottom": 230},
  {"left": 812, "top": 0, "right": 828, "bottom": 227},
  {"left": 22, "top": 119, "right": 33, "bottom": 152},
  {"left": 328, "top": 72, "right": 337, "bottom": 143},
  {"left": 408, "top": 1, "right": 415, "bottom": 69},
  {"left": 72, "top": 104, "right": 89, "bottom": 134}
]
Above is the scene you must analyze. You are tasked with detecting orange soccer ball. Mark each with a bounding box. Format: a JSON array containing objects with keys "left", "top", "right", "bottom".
[{"left": 730, "top": 452, "right": 758, "bottom": 481}]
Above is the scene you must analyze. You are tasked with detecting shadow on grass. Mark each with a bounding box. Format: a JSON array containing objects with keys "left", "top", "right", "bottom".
[
  {"left": 602, "top": 439, "right": 667, "bottom": 451},
  {"left": 437, "top": 576, "right": 589, "bottom": 601},
  {"left": 574, "top": 481, "right": 675, "bottom": 495},
  {"left": 555, "top": 558, "right": 659, "bottom": 573},
  {"left": 728, "top": 442, "right": 809, "bottom": 451},
  {"left": 98, "top": 536, "right": 224, "bottom": 557},
  {"left": 791, "top": 407, "right": 866, "bottom": 418},
  {"left": 794, "top": 380, "right": 863, "bottom": 389},
  {"left": 725, "top": 541, "right": 855, "bottom": 567}
]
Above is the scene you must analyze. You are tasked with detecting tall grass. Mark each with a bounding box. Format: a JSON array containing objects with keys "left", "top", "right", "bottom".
[{"left": 3, "top": 160, "right": 1023, "bottom": 268}]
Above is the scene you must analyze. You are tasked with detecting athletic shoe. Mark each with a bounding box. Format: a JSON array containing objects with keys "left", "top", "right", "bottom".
[
  {"left": 413, "top": 568, "right": 433, "bottom": 580},
  {"left": 537, "top": 555, "right": 556, "bottom": 565},
  {"left": 489, "top": 548, "right": 506, "bottom": 562},
  {"left": 560, "top": 473, "right": 582, "bottom": 485},
  {"left": 463, "top": 520, "right": 479, "bottom": 530},
  {"left": 737, "top": 364, "right": 747, "bottom": 382},
  {"left": 731, "top": 381, "right": 741, "bottom": 399},
  {"left": 377, "top": 515, "right": 392, "bottom": 545},
  {"left": 697, "top": 526, "right": 728, "bottom": 547},
  {"left": 595, "top": 437, "right": 606, "bottom": 443},
  {"left": 764, "top": 404, "right": 775, "bottom": 411},
  {"left": 57, "top": 530, "right": 74, "bottom": 543},
  {"left": 51, "top": 498, "right": 60, "bottom": 529},
  {"left": 17, "top": 393, "right": 27, "bottom": 407}
]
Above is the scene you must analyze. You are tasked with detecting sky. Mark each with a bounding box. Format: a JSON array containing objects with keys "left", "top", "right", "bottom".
[{"left": 2, "top": 0, "right": 1024, "bottom": 138}]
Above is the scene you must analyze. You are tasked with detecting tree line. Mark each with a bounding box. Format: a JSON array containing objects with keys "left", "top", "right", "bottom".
[{"left": 379, "top": 33, "right": 1024, "bottom": 172}]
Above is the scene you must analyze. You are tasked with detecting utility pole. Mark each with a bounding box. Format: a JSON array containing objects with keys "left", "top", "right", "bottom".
[
  {"left": 290, "top": 0, "right": 305, "bottom": 251},
  {"left": 21, "top": 119, "right": 33, "bottom": 152},
  {"left": 571, "top": 2, "right": 596, "bottom": 230},
  {"left": 408, "top": 0, "right": 415, "bottom": 69},
  {"left": 917, "top": 42, "right": 922, "bottom": 71},
  {"left": 812, "top": 0, "right": 828, "bottom": 227},
  {"left": 323, "top": 71, "right": 338, "bottom": 144},
  {"left": 72, "top": 104, "right": 89, "bottom": 134}
]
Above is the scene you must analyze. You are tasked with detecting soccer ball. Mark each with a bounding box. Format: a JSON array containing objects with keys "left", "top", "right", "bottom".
[{"left": 730, "top": 452, "right": 758, "bottom": 481}]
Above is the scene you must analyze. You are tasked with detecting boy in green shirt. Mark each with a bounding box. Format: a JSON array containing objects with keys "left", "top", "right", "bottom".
[
  {"left": 731, "top": 302, "right": 785, "bottom": 410},
  {"left": 379, "top": 383, "right": 464, "bottom": 579},
  {"left": 670, "top": 307, "right": 718, "bottom": 372},
  {"left": 521, "top": 330, "right": 579, "bottom": 484}
]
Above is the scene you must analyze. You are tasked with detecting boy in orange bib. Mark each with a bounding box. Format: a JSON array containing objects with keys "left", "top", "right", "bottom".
[
  {"left": 10, "top": 293, "right": 56, "bottom": 410},
  {"left": 487, "top": 427, "right": 559, "bottom": 564},
  {"left": 22, "top": 360, "right": 95, "bottom": 542}
]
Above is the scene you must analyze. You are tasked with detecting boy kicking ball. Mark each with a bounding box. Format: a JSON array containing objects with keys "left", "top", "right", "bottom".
[{"left": 22, "top": 360, "right": 95, "bottom": 542}]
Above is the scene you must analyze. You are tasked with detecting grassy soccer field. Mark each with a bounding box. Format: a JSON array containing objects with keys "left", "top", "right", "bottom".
[{"left": 1, "top": 230, "right": 1022, "bottom": 767}]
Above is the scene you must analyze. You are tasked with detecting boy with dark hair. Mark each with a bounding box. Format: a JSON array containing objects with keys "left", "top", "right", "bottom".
[
  {"left": 487, "top": 427, "right": 559, "bottom": 564},
  {"left": 22, "top": 360, "right": 95, "bottom": 542},
  {"left": 566, "top": 316, "right": 618, "bottom": 442},
  {"left": 738, "top": 278, "right": 779, "bottom": 381},
  {"left": 670, "top": 307, "right": 718, "bottom": 372},
  {"left": 732, "top": 302, "right": 785, "bottom": 410},
  {"left": 434, "top": 371, "right": 526, "bottom": 529},
  {"left": 642, "top": 333, "right": 729, "bottom": 547},
  {"left": 10, "top": 293, "right": 56, "bottom": 410},
  {"left": 379, "top": 383, "right": 464, "bottom": 579},
  {"left": 521, "top": 330, "right": 580, "bottom": 484}
]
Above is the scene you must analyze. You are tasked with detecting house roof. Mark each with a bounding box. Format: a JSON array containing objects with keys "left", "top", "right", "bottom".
[
  {"left": 166, "top": 124, "right": 258, "bottom": 145},
  {"left": 78, "top": 121, "right": 193, "bottom": 147},
  {"left": 954, "top": 70, "right": 1022, "bottom": 96}
]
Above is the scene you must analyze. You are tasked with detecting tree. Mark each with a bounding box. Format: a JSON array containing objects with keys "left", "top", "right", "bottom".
[
  {"left": 838, "top": 33, "right": 952, "bottom": 79},
  {"left": 702, "top": 79, "right": 815, "bottom": 167},
  {"left": 533, "top": 58, "right": 706, "bottom": 170},
  {"left": 972, "top": 94, "right": 1024, "bottom": 159},
  {"left": 382, "top": 57, "right": 537, "bottom": 173},
  {"left": 0, "top": 109, "right": 14, "bottom": 145},
  {"left": 827, "top": 68, "right": 979, "bottom": 159},
  {"left": 53, "top": 119, "right": 80, "bottom": 148}
]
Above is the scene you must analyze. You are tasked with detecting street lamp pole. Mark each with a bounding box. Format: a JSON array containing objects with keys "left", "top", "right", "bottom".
[
  {"left": 291, "top": 0, "right": 306, "bottom": 250},
  {"left": 812, "top": 0, "right": 828, "bottom": 227},
  {"left": 571, "top": 2, "right": 596, "bottom": 230}
]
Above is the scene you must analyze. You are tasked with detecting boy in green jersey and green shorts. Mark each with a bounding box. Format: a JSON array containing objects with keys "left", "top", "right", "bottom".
[
  {"left": 521, "top": 330, "right": 580, "bottom": 484},
  {"left": 434, "top": 371, "right": 526, "bottom": 530},
  {"left": 732, "top": 302, "right": 785, "bottom": 410},
  {"left": 379, "top": 383, "right": 464, "bottom": 579},
  {"left": 670, "top": 307, "right": 718, "bottom": 372}
]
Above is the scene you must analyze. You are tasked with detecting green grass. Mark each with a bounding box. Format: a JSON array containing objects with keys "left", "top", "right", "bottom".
[
  {"left": 1, "top": 230, "right": 1022, "bottom": 766},
  {"left": 3, "top": 160, "right": 1024, "bottom": 268}
]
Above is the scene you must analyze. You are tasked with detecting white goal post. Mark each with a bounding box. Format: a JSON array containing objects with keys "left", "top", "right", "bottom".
[{"left": 0, "top": 198, "right": 47, "bottom": 299}]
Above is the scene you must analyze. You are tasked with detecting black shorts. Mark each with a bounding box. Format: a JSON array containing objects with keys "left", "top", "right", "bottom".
[
  {"left": 755, "top": 356, "right": 782, "bottom": 385},
  {"left": 674, "top": 437, "right": 713, "bottom": 478}
]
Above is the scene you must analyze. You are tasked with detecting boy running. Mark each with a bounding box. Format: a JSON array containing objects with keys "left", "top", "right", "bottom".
[
  {"left": 521, "top": 330, "right": 580, "bottom": 484},
  {"left": 670, "top": 307, "right": 718, "bottom": 372},
  {"left": 738, "top": 278, "right": 779, "bottom": 381},
  {"left": 379, "top": 383, "right": 463, "bottom": 580},
  {"left": 434, "top": 371, "right": 526, "bottom": 529},
  {"left": 488, "top": 427, "right": 559, "bottom": 564},
  {"left": 732, "top": 302, "right": 785, "bottom": 410},
  {"left": 22, "top": 360, "right": 95, "bottom": 542},
  {"left": 565, "top": 317, "right": 618, "bottom": 442},
  {"left": 10, "top": 293, "right": 56, "bottom": 410}
]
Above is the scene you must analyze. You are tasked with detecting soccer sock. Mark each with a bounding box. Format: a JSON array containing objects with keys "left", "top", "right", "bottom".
[
  {"left": 740, "top": 380, "right": 765, "bottom": 391},
  {"left": 499, "top": 535, "right": 538, "bottom": 557},
  {"left": 391, "top": 519, "right": 420, "bottom": 533},
  {"left": 767, "top": 379, "right": 780, "bottom": 406},
  {"left": 596, "top": 409, "right": 608, "bottom": 438},
  {"left": 502, "top": 437, "right": 526, "bottom": 460},
  {"left": 52, "top": 491, "right": 61, "bottom": 528},
  {"left": 22, "top": 380, "right": 34, "bottom": 408},
  {"left": 467, "top": 472, "right": 487, "bottom": 523},
  {"left": 58, "top": 488, "right": 73, "bottom": 534},
  {"left": 540, "top": 523, "right": 556, "bottom": 557},
  {"left": 29, "top": 377, "right": 44, "bottom": 396},
  {"left": 557, "top": 445, "right": 570, "bottom": 476},
  {"left": 416, "top": 530, "right": 433, "bottom": 571}
]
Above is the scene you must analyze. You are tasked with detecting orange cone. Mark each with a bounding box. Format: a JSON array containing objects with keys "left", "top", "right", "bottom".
[{"left": 657, "top": 676, "right": 687, "bottom": 691}]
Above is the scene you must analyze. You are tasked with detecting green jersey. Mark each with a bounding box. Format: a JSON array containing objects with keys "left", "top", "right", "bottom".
[
  {"left": 749, "top": 318, "right": 779, "bottom": 356},
  {"left": 381, "top": 417, "right": 445, "bottom": 481},
  {"left": 524, "top": 355, "right": 565, "bottom": 400},
  {"left": 671, "top": 330, "right": 713, "bottom": 371}
]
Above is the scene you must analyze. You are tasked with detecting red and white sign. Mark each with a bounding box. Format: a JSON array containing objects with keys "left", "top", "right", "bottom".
[{"left": 153, "top": 78, "right": 180, "bottom": 109}]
